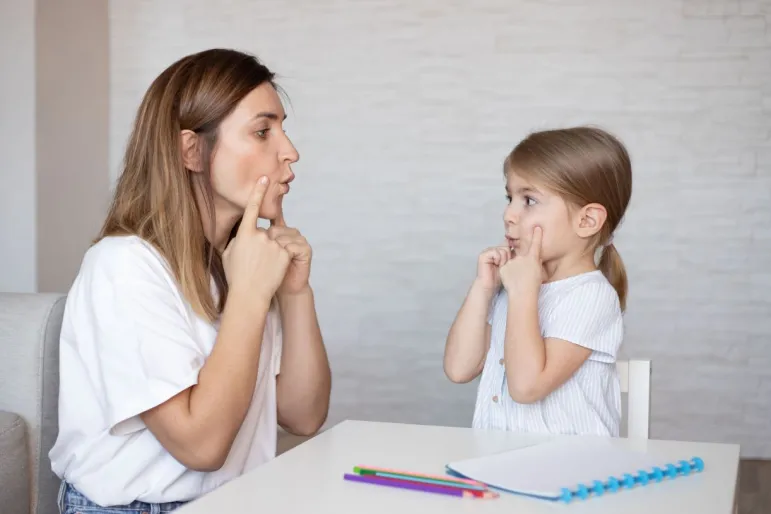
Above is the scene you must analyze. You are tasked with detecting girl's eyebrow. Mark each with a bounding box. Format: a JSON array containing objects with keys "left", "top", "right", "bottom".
[{"left": 507, "top": 185, "right": 542, "bottom": 196}]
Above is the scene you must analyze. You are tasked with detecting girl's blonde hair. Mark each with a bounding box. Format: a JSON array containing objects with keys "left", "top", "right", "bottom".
[
  {"left": 504, "top": 126, "right": 633, "bottom": 311},
  {"left": 96, "top": 49, "right": 277, "bottom": 321}
]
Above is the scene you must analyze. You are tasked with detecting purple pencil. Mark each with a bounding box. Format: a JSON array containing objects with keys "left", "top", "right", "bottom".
[{"left": 343, "top": 473, "right": 497, "bottom": 499}]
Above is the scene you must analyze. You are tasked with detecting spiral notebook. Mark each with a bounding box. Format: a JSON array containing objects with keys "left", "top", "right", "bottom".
[{"left": 445, "top": 438, "right": 705, "bottom": 504}]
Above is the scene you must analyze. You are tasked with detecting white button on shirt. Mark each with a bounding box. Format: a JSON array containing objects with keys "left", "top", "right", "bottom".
[
  {"left": 49, "top": 236, "right": 283, "bottom": 506},
  {"left": 472, "top": 271, "right": 623, "bottom": 437}
]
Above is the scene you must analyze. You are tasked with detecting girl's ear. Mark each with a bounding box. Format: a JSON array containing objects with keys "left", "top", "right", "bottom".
[
  {"left": 574, "top": 203, "right": 607, "bottom": 239},
  {"left": 181, "top": 130, "right": 203, "bottom": 172}
]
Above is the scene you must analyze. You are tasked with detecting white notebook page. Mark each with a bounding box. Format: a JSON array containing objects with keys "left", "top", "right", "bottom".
[{"left": 447, "top": 438, "right": 669, "bottom": 498}]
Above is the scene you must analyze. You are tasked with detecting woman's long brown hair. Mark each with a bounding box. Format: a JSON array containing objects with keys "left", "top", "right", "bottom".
[{"left": 97, "top": 49, "right": 276, "bottom": 321}]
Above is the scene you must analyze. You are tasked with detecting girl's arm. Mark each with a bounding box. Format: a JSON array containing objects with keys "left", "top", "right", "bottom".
[
  {"left": 275, "top": 286, "right": 331, "bottom": 436},
  {"left": 503, "top": 293, "right": 591, "bottom": 404},
  {"left": 443, "top": 279, "right": 496, "bottom": 383}
]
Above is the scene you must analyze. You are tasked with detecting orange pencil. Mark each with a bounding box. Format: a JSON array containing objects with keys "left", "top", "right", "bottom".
[{"left": 345, "top": 473, "right": 499, "bottom": 499}]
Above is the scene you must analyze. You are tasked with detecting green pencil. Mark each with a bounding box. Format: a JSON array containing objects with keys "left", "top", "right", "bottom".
[{"left": 353, "top": 466, "right": 487, "bottom": 491}]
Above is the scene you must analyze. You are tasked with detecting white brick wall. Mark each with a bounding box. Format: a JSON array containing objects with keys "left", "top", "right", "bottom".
[{"left": 110, "top": 0, "right": 771, "bottom": 457}]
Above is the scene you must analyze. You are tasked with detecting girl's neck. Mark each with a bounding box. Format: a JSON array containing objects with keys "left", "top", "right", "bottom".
[{"left": 543, "top": 251, "right": 597, "bottom": 283}]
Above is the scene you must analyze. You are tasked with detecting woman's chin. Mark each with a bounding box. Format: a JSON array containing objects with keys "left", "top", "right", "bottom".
[{"left": 257, "top": 199, "right": 282, "bottom": 222}]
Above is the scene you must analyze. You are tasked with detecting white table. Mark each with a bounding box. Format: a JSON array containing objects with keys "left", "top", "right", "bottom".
[{"left": 177, "top": 420, "right": 740, "bottom": 513}]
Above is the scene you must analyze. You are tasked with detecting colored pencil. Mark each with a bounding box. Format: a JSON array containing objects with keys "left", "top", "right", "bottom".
[
  {"left": 353, "top": 465, "right": 485, "bottom": 487},
  {"left": 343, "top": 473, "right": 498, "bottom": 499},
  {"left": 356, "top": 470, "right": 488, "bottom": 491},
  {"left": 370, "top": 474, "right": 498, "bottom": 498}
]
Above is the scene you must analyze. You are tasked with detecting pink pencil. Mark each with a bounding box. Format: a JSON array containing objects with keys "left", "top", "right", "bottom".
[{"left": 344, "top": 474, "right": 498, "bottom": 499}]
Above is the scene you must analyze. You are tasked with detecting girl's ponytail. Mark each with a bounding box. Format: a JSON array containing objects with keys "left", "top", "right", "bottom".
[{"left": 599, "top": 243, "right": 628, "bottom": 312}]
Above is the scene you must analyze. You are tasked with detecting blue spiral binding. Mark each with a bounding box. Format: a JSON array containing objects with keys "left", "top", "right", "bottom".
[{"left": 557, "top": 456, "right": 705, "bottom": 504}]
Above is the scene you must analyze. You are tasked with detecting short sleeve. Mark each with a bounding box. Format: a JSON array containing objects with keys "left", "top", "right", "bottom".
[
  {"left": 543, "top": 281, "right": 623, "bottom": 363},
  {"left": 84, "top": 242, "right": 206, "bottom": 436}
]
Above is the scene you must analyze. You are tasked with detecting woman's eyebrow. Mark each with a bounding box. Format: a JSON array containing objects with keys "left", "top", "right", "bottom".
[{"left": 251, "top": 111, "right": 287, "bottom": 121}]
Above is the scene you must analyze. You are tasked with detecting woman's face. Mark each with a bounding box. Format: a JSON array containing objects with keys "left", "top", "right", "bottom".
[{"left": 210, "top": 82, "right": 299, "bottom": 223}]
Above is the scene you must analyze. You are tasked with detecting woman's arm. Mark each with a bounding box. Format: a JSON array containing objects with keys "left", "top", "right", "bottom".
[
  {"left": 275, "top": 286, "right": 331, "bottom": 436},
  {"left": 139, "top": 178, "right": 291, "bottom": 471},
  {"left": 140, "top": 292, "right": 273, "bottom": 472}
]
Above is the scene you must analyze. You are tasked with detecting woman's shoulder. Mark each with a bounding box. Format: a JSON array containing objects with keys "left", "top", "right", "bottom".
[
  {"left": 64, "top": 235, "right": 190, "bottom": 328},
  {"left": 78, "top": 234, "right": 174, "bottom": 285}
]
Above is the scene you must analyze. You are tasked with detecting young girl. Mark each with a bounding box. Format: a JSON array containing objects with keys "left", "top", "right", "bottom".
[{"left": 444, "top": 126, "right": 631, "bottom": 437}]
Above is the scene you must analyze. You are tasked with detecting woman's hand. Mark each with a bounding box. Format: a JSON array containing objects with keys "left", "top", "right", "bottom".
[
  {"left": 223, "top": 177, "right": 292, "bottom": 303},
  {"left": 268, "top": 208, "right": 312, "bottom": 296}
]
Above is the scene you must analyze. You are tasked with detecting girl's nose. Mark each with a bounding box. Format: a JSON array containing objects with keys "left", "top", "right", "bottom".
[{"left": 503, "top": 204, "right": 519, "bottom": 224}]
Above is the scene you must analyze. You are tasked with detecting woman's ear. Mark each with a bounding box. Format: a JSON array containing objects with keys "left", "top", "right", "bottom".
[
  {"left": 180, "top": 129, "right": 203, "bottom": 172},
  {"left": 574, "top": 203, "right": 608, "bottom": 239}
]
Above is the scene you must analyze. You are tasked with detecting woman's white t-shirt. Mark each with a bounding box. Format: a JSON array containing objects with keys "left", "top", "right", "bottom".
[{"left": 49, "top": 235, "right": 283, "bottom": 506}]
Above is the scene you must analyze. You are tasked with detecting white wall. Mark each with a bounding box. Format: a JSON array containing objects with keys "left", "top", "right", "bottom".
[
  {"left": 110, "top": 0, "right": 771, "bottom": 457},
  {"left": 0, "top": 0, "right": 109, "bottom": 294},
  {"left": 35, "top": 0, "right": 110, "bottom": 293},
  {"left": 0, "top": 0, "right": 37, "bottom": 293}
]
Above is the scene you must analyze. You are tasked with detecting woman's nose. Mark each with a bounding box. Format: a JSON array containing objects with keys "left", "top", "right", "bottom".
[{"left": 281, "top": 132, "right": 300, "bottom": 163}]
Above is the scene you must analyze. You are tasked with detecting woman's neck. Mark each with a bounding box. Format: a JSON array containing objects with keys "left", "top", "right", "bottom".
[{"left": 193, "top": 184, "right": 242, "bottom": 252}]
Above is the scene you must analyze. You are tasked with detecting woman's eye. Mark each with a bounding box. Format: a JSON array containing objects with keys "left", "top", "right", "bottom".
[
  {"left": 525, "top": 196, "right": 536, "bottom": 206},
  {"left": 505, "top": 195, "right": 512, "bottom": 203},
  {"left": 256, "top": 129, "right": 269, "bottom": 139}
]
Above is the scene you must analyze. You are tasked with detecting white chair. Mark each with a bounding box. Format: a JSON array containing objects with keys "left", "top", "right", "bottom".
[{"left": 617, "top": 359, "right": 651, "bottom": 439}]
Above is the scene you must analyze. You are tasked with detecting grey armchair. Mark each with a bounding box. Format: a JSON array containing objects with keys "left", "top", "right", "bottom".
[{"left": 0, "top": 293, "right": 65, "bottom": 514}]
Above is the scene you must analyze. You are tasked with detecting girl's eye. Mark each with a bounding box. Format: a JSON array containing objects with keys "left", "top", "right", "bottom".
[
  {"left": 505, "top": 195, "right": 512, "bottom": 203},
  {"left": 525, "top": 196, "right": 537, "bottom": 206},
  {"left": 256, "top": 129, "right": 269, "bottom": 139}
]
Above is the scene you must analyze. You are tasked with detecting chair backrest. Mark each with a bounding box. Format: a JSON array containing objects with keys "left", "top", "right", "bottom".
[
  {"left": 616, "top": 359, "right": 651, "bottom": 439},
  {"left": 0, "top": 293, "right": 66, "bottom": 514}
]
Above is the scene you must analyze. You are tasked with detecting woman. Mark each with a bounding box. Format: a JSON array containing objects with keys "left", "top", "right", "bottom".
[{"left": 49, "top": 48, "right": 332, "bottom": 512}]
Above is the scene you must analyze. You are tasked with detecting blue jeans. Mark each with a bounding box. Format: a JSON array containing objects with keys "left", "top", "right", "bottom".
[{"left": 58, "top": 482, "right": 188, "bottom": 513}]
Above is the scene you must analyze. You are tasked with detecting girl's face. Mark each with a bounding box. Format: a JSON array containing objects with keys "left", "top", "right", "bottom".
[
  {"left": 503, "top": 171, "right": 583, "bottom": 264},
  {"left": 210, "top": 82, "right": 299, "bottom": 223}
]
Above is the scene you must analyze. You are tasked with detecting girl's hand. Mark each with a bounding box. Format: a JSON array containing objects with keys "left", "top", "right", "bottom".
[
  {"left": 223, "top": 177, "right": 292, "bottom": 303},
  {"left": 267, "top": 208, "right": 312, "bottom": 296},
  {"left": 476, "top": 244, "right": 511, "bottom": 292},
  {"left": 499, "top": 226, "right": 544, "bottom": 297}
]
